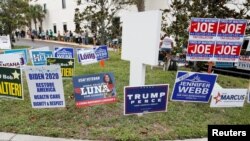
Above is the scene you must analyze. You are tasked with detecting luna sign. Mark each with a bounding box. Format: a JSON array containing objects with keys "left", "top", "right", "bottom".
[
  {"left": 171, "top": 71, "right": 217, "bottom": 103},
  {"left": 73, "top": 73, "right": 117, "bottom": 107},
  {"left": 124, "top": 84, "right": 168, "bottom": 115}
]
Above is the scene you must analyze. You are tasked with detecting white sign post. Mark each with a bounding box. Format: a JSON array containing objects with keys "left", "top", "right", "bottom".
[{"left": 121, "top": 10, "right": 162, "bottom": 86}]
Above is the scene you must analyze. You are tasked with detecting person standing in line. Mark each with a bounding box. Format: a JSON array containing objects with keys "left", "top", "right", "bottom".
[
  {"left": 93, "top": 32, "right": 97, "bottom": 46},
  {"left": 57, "top": 31, "right": 61, "bottom": 41},
  {"left": 49, "top": 29, "right": 53, "bottom": 40},
  {"left": 81, "top": 31, "right": 85, "bottom": 45},
  {"left": 69, "top": 30, "right": 73, "bottom": 42},
  {"left": 46, "top": 30, "right": 49, "bottom": 40},
  {"left": 85, "top": 30, "right": 89, "bottom": 45},
  {"left": 159, "top": 34, "right": 174, "bottom": 70},
  {"left": 66, "top": 30, "right": 70, "bottom": 42}
]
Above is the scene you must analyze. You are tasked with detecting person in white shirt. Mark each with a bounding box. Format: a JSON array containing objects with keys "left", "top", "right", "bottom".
[
  {"left": 160, "top": 34, "right": 173, "bottom": 52},
  {"left": 159, "top": 34, "right": 173, "bottom": 70}
]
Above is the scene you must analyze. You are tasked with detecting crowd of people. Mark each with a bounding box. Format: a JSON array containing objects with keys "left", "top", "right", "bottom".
[{"left": 24, "top": 29, "right": 95, "bottom": 45}]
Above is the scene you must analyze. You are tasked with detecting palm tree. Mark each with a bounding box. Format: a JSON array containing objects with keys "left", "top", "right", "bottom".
[
  {"left": 28, "top": 4, "right": 45, "bottom": 31},
  {"left": 35, "top": 4, "right": 45, "bottom": 31}
]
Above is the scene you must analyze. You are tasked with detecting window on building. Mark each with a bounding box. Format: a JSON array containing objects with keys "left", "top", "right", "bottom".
[
  {"left": 63, "top": 24, "right": 67, "bottom": 32},
  {"left": 62, "top": 0, "right": 66, "bottom": 9},
  {"left": 43, "top": 3, "right": 46, "bottom": 11},
  {"left": 53, "top": 24, "right": 57, "bottom": 34}
]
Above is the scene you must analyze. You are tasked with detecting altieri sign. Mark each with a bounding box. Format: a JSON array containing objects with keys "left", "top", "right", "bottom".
[{"left": 187, "top": 18, "right": 247, "bottom": 62}]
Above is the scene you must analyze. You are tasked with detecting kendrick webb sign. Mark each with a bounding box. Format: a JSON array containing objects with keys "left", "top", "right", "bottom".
[
  {"left": 31, "top": 50, "right": 53, "bottom": 66},
  {"left": 0, "top": 53, "right": 24, "bottom": 68},
  {"left": 54, "top": 47, "right": 74, "bottom": 58},
  {"left": 124, "top": 84, "right": 168, "bottom": 115},
  {"left": 171, "top": 71, "right": 217, "bottom": 103},
  {"left": 4, "top": 49, "right": 28, "bottom": 64},
  {"left": 210, "top": 88, "right": 247, "bottom": 107},
  {"left": 94, "top": 45, "right": 109, "bottom": 61},
  {"left": 187, "top": 18, "right": 247, "bottom": 62},
  {"left": 24, "top": 65, "right": 65, "bottom": 108},
  {"left": 0, "top": 67, "right": 23, "bottom": 99},
  {"left": 47, "top": 58, "right": 75, "bottom": 78},
  {"left": 73, "top": 73, "right": 117, "bottom": 107}
]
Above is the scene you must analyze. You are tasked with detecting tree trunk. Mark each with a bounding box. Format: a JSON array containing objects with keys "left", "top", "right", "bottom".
[
  {"left": 34, "top": 22, "right": 37, "bottom": 31},
  {"left": 40, "top": 20, "right": 43, "bottom": 31},
  {"left": 136, "top": 0, "right": 145, "bottom": 12}
]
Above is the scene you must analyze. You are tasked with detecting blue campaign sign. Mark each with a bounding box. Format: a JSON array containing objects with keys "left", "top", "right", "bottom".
[
  {"left": 54, "top": 47, "right": 74, "bottom": 58},
  {"left": 215, "top": 62, "right": 234, "bottom": 68},
  {"left": 171, "top": 71, "right": 217, "bottom": 103},
  {"left": 4, "top": 49, "right": 28, "bottom": 64},
  {"left": 94, "top": 45, "right": 109, "bottom": 61},
  {"left": 124, "top": 84, "right": 168, "bottom": 115},
  {"left": 31, "top": 51, "right": 53, "bottom": 66},
  {"left": 73, "top": 73, "right": 117, "bottom": 107}
]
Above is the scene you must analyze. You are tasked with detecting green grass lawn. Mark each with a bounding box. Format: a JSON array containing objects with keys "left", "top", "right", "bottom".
[{"left": 0, "top": 50, "right": 249, "bottom": 140}]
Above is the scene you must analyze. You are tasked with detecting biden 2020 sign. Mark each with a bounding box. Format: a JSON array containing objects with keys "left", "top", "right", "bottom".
[
  {"left": 171, "top": 71, "right": 217, "bottom": 103},
  {"left": 124, "top": 84, "right": 168, "bottom": 115}
]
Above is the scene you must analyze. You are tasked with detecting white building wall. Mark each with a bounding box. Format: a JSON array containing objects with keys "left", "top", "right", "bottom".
[
  {"left": 30, "top": 0, "right": 84, "bottom": 35},
  {"left": 29, "top": 0, "right": 169, "bottom": 36}
]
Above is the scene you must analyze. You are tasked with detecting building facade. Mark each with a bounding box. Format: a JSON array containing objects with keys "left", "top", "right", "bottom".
[{"left": 29, "top": 0, "right": 169, "bottom": 36}]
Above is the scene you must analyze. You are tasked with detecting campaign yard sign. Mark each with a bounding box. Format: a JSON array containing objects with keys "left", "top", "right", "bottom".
[
  {"left": 77, "top": 48, "right": 98, "bottom": 65},
  {"left": 214, "top": 41, "right": 242, "bottom": 62},
  {"left": 189, "top": 18, "right": 219, "bottom": 41},
  {"left": 73, "top": 73, "right": 117, "bottom": 107},
  {"left": 0, "top": 35, "right": 11, "bottom": 49},
  {"left": 171, "top": 71, "right": 217, "bottom": 103},
  {"left": 54, "top": 47, "right": 74, "bottom": 58},
  {"left": 210, "top": 89, "right": 247, "bottom": 107},
  {"left": 47, "top": 58, "right": 75, "bottom": 78},
  {"left": 24, "top": 65, "right": 65, "bottom": 108},
  {"left": 31, "top": 50, "right": 53, "bottom": 66},
  {"left": 94, "top": 45, "right": 109, "bottom": 61},
  {"left": 0, "top": 67, "right": 23, "bottom": 99},
  {"left": 187, "top": 18, "right": 247, "bottom": 62},
  {"left": 187, "top": 40, "right": 215, "bottom": 61},
  {"left": 237, "top": 56, "right": 250, "bottom": 71},
  {"left": 217, "top": 19, "right": 247, "bottom": 42},
  {"left": 4, "top": 49, "right": 28, "bottom": 64},
  {"left": 0, "top": 54, "right": 24, "bottom": 68},
  {"left": 124, "top": 84, "right": 168, "bottom": 115}
]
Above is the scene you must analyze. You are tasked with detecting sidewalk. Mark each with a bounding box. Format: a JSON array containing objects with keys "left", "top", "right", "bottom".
[
  {"left": 23, "top": 38, "right": 94, "bottom": 48},
  {"left": 0, "top": 132, "right": 207, "bottom": 141}
]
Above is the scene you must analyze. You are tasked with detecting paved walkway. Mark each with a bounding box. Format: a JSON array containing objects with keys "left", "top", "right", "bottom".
[
  {"left": 0, "top": 132, "right": 207, "bottom": 141},
  {"left": 22, "top": 38, "right": 94, "bottom": 48}
]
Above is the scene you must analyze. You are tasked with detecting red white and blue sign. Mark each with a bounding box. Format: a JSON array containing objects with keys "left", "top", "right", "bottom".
[
  {"left": 124, "top": 84, "right": 168, "bottom": 115},
  {"left": 94, "top": 45, "right": 109, "bottom": 61},
  {"left": 171, "top": 71, "right": 217, "bottom": 103},
  {"left": 217, "top": 19, "right": 247, "bottom": 42},
  {"left": 187, "top": 40, "right": 215, "bottom": 61},
  {"left": 187, "top": 18, "right": 247, "bottom": 62},
  {"left": 214, "top": 41, "right": 242, "bottom": 62},
  {"left": 189, "top": 18, "right": 219, "bottom": 41},
  {"left": 54, "top": 47, "right": 74, "bottom": 58},
  {"left": 73, "top": 73, "right": 117, "bottom": 107}
]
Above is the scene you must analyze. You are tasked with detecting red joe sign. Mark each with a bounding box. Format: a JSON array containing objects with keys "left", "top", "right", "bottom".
[{"left": 187, "top": 18, "right": 247, "bottom": 62}]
